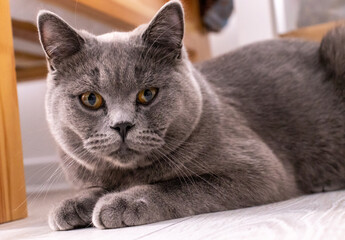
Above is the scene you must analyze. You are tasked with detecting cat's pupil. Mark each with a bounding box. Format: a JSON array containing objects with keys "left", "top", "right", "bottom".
[
  {"left": 88, "top": 93, "right": 96, "bottom": 105},
  {"left": 144, "top": 89, "right": 152, "bottom": 100}
]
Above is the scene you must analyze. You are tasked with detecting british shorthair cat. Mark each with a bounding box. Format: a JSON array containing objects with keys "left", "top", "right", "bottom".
[{"left": 37, "top": 0, "right": 345, "bottom": 230}]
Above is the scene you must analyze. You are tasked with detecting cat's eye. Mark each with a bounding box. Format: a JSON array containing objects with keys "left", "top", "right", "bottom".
[
  {"left": 80, "top": 92, "right": 103, "bottom": 110},
  {"left": 137, "top": 88, "right": 158, "bottom": 105}
]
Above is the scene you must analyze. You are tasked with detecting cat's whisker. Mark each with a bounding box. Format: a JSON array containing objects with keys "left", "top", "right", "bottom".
[
  {"left": 154, "top": 148, "right": 196, "bottom": 196},
  {"left": 21, "top": 163, "right": 68, "bottom": 211},
  {"left": 159, "top": 142, "right": 232, "bottom": 196},
  {"left": 14, "top": 161, "right": 61, "bottom": 211}
]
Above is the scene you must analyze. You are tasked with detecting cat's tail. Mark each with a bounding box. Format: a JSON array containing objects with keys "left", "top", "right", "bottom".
[{"left": 320, "top": 25, "right": 345, "bottom": 98}]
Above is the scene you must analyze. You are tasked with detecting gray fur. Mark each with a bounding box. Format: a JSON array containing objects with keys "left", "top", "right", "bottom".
[{"left": 37, "top": 0, "right": 345, "bottom": 231}]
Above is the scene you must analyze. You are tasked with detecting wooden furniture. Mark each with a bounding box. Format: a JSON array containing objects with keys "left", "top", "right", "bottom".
[
  {"left": 13, "top": 0, "right": 211, "bottom": 82},
  {"left": 279, "top": 21, "right": 342, "bottom": 42},
  {"left": 0, "top": 0, "right": 27, "bottom": 224}
]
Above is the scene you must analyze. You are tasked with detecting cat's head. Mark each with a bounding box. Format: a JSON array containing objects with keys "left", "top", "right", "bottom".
[{"left": 37, "top": 1, "right": 202, "bottom": 169}]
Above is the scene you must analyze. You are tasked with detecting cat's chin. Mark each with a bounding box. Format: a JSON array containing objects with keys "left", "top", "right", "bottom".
[
  {"left": 109, "top": 145, "right": 139, "bottom": 158},
  {"left": 103, "top": 147, "right": 150, "bottom": 169}
]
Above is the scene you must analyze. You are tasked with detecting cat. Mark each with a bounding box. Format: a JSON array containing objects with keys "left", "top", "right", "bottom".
[{"left": 37, "top": 0, "right": 345, "bottom": 231}]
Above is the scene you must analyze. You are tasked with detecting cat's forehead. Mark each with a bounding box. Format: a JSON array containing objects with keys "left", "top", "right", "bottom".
[
  {"left": 73, "top": 34, "right": 159, "bottom": 93},
  {"left": 60, "top": 28, "right": 172, "bottom": 93},
  {"left": 95, "top": 44, "right": 149, "bottom": 89},
  {"left": 97, "top": 31, "right": 132, "bottom": 43},
  {"left": 92, "top": 29, "right": 149, "bottom": 69},
  {"left": 96, "top": 24, "right": 146, "bottom": 43}
]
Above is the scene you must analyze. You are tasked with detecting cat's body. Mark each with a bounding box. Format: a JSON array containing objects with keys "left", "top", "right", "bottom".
[
  {"left": 199, "top": 40, "right": 345, "bottom": 193},
  {"left": 37, "top": 1, "right": 345, "bottom": 231}
]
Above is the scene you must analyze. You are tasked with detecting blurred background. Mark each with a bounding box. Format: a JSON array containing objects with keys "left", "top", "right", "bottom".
[{"left": 11, "top": 0, "right": 345, "bottom": 192}]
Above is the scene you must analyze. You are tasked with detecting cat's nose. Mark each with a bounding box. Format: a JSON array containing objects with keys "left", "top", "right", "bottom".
[{"left": 110, "top": 122, "right": 135, "bottom": 141}]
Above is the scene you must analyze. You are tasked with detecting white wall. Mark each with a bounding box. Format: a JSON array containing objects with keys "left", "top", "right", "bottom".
[
  {"left": 273, "top": 0, "right": 300, "bottom": 34},
  {"left": 209, "top": 0, "right": 276, "bottom": 57},
  {"left": 17, "top": 80, "right": 57, "bottom": 162}
]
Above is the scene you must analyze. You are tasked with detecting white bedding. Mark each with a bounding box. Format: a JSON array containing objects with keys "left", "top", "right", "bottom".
[{"left": 1, "top": 189, "right": 344, "bottom": 240}]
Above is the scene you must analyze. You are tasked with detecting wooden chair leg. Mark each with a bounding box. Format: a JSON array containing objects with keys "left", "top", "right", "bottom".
[{"left": 0, "top": 0, "right": 27, "bottom": 224}]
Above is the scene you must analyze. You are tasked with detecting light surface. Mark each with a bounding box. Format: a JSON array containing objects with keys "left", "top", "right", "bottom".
[{"left": 1, "top": 189, "right": 345, "bottom": 240}]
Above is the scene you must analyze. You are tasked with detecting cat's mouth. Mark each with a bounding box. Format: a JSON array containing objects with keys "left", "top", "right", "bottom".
[{"left": 109, "top": 143, "right": 140, "bottom": 159}]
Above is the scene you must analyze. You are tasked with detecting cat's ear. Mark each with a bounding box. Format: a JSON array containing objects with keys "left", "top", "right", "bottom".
[
  {"left": 37, "top": 11, "right": 84, "bottom": 65},
  {"left": 142, "top": 0, "right": 184, "bottom": 53}
]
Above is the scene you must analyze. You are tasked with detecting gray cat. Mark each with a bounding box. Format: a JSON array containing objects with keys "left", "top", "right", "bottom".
[{"left": 37, "top": 0, "right": 345, "bottom": 231}]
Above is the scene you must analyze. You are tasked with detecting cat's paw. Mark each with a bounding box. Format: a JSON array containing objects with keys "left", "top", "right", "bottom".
[
  {"left": 92, "top": 188, "right": 162, "bottom": 229},
  {"left": 49, "top": 198, "right": 94, "bottom": 231},
  {"left": 48, "top": 188, "right": 105, "bottom": 231}
]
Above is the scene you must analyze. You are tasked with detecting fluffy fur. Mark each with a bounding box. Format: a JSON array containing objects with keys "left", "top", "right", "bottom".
[{"left": 37, "top": 1, "right": 345, "bottom": 231}]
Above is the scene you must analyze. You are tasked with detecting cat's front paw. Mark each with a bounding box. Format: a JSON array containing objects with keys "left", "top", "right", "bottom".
[
  {"left": 49, "top": 198, "right": 93, "bottom": 231},
  {"left": 92, "top": 188, "right": 163, "bottom": 229},
  {"left": 49, "top": 189, "right": 104, "bottom": 231}
]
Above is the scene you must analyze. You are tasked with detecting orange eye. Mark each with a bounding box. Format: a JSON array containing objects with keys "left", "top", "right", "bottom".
[
  {"left": 80, "top": 92, "right": 103, "bottom": 110},
  {"left": 137, "top": 88, "right": 158, "bottom": 105}
]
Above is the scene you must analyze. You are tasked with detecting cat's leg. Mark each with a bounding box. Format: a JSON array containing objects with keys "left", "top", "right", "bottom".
[
  {"left": 92, "top": 168, "right": 299, "bottom": 229},
  {"left": 49, "top": 187, "right": 106, "bottom": 230}
]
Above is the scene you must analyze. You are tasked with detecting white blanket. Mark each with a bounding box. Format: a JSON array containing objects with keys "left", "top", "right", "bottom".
[{"left": 1, "top": 189, "right": 344, "bottom": 240}]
